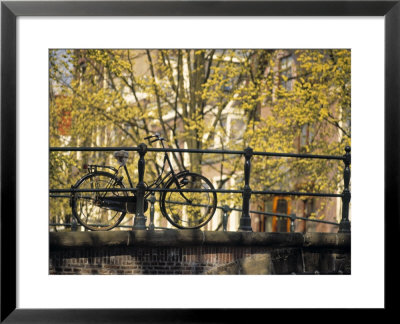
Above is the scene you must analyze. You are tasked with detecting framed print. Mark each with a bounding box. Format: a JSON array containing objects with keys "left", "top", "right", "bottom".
[{"left": 1, "top": 0, "right": 398, "bottom": 321}]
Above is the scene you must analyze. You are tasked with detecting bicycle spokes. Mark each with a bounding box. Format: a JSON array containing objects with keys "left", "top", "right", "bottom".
[
  {"left": 161, "top": 173, "right": 217, "bottom": 229},
  {"left": 72, "top": 172, "right": 127, "bottom": 231}
]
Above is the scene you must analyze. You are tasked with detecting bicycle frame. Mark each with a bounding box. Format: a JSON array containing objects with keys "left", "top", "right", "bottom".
[{"left": 95, "top": 137, "right": 189, "bottom": 200}]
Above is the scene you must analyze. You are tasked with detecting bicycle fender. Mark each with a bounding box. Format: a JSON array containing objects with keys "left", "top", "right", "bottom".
[
  {"left": 72, "top": 171, "right": 120, "bottom": 188},
  {"left": 163, "top": 170, "right": 190, "bottom": 188}
]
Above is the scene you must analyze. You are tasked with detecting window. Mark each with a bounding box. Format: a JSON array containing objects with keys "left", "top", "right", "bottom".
[
  {"left": 262, "top": 199, "right": 273, "bottom": 232},
  {"left": 280, "top": 55, "right": 294, "bottom": 91},
  {"left": 274, "top": 198, "right": 290, "bottom": 232},
  {"left": 259, "top": 196, "right": 292, "bottom": 232}
]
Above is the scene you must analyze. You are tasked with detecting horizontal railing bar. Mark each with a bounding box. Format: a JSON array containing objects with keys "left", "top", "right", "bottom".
[
  {"left": 252, "top": 151, "right": 344, "bottom": 160},
  {"left": 289, "top": 216, "right": 339, "bottom": 225},
  {"left": 50, "top": 188, "right": 137, "bottom": 193},
  {"left": 151, "top": 188, "right": 342, "bottom": 197},
  {"left": 50, "top": 147, "right": 141, "bottom": 152},
  {"left": 147, "top": 188, "right": 242, "bottom": 193},
  {"left": 50, "top": 187, "right": 341, "bottom": 197},
  {"left": 49, "top": 194, "right": 167, "bottom": 202},
  {"left": 162, "top": 201, "right": 339, "bottom": 225},
  {"left": 49, "top": 223, "right": 75, "bottom": 227},
  {"left": 50, "top": 187, "right": 241, "bottom": 194},
  {"left": 228, "top": 207, "right": 339, "bottom": 225},
  {"left": 252, "top": 190, "right": 343, "bottom": 198},
  {"left": 50, "top": 146, "right": 344, "bottom": 160},
  {"left": 252, "top": 211, "right": 339, "bottom": 225},
  {"left": 49, "top": 147, "right": 244, "bottom": 154},
  {"left": 163, "top": 200, "right": 217, "bottom": 210},
  {"left": 48, "top": 202, "right": 339, "bottom": 226},
  {"left": 230, "top": 206, "right": 291, "bottom": 218},
  {"left": 50, "top": 187, "right": 342, "bottom": 197},
  {"left": 49, "top": 224, "right": 184, "bottom": 230},
  {"left": 149, "top": 147, "right": 245, "bottom": 155},
  {"left": 49, "top": 210, "right": 338, "bottom": 227}
]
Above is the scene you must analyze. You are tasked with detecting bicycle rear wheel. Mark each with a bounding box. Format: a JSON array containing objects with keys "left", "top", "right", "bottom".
[
  {"left": 71, "top": 171, "right": 127, "bottom": 231},
  {"left": 160, "top": 172, "right": 217, "bottom": 229}
]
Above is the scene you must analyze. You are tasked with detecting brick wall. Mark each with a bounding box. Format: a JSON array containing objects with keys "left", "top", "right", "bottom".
[
  {"left": 50, "top": 246, "right": 256, "bottom": 275},
  {"left": 49, "top": 231, "right": 350, "bottom": 275}
]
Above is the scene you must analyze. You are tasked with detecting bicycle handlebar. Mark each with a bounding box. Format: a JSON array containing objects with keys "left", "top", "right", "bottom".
[{"left": 145, "top": 133, "right": 166, "bottom": 144}]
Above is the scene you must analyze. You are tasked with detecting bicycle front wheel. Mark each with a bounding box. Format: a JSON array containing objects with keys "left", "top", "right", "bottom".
[
  {"left": 160, "top": 172, "right": 217, "bottom": 229},
  {"left": 71, "top": 171, "right": 127, "bottom": 231}
]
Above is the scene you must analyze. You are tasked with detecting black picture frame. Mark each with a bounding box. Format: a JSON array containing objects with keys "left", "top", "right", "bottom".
[{"left": 1, "top": 0, "right": 397, "bottom": 321}]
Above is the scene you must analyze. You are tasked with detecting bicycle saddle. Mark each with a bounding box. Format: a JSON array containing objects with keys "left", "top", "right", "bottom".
[{"left": 113, "top": 150, "right": 129, "bottom": 166}]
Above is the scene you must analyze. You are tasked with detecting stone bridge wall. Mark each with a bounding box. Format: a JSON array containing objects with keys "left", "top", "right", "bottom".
[{"left": 49, "top": 230, "right": 350, "bottom": 275}]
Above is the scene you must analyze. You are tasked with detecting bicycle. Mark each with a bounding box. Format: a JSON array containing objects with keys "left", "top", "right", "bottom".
[{"left": 70, "top": 133, "right": 217, "bottom": 231}]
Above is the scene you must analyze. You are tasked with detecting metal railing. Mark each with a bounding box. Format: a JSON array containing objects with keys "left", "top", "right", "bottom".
[
  {"left": 49, "top": 144, "right": 351, "bottom": 233},
  {"left": 49, "top": 199, "right": 341, "bottom": 232}
]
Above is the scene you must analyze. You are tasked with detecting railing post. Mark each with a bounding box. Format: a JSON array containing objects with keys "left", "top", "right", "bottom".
[
  {"left": 339, "top": 146, "right": 351, "bottom": 233},
  {"left": 290, "top": 213, "right": 296, "bottom": 233},
  {"left": 133, "top": 143, "right": 147, "bottom": 230},
  {"left": 221, "top": 205, "right": 230, "bottom": 232},
  {"left": 148, "top": 193, "right": 156, "bottom": 231},
  {"left": 71, "top": 217, "right": 78, "bottom": 232},
  {"left": 239, "top": 147, "right": 253, "bottom": 231}
]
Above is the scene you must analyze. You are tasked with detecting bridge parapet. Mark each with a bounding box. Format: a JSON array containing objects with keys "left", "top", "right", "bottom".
[{"left": 50, "top": 231, "right": 350, "bottom": 275}]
